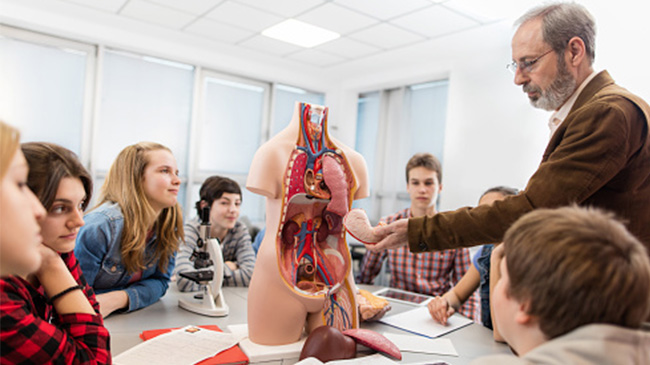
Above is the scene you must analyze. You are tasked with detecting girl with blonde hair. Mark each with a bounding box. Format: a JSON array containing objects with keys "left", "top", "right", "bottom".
[
  {"left": 1, "top": 122, "right": 110, "bottom": 364},
  {"left": 75, "top": 142, "right": 183, "bottom": 316}
]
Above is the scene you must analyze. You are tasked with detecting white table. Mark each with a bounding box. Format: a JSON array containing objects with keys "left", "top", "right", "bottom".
[{"left": 105, "top": 285, "right": 512, "bottom": 364}]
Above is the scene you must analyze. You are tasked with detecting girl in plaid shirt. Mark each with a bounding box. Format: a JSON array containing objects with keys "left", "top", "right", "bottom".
[{"left": 0, "top": 126, "right": 110, "bottom": 365}]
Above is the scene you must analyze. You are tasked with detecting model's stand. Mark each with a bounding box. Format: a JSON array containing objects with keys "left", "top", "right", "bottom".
[{"left": 178, "top": 207, "right": 229, "bottom": 317}]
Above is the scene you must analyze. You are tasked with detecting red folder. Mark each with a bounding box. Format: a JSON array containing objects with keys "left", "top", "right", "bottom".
[{"left": 140, "top": 325, "right": 249, "bottom": 365}]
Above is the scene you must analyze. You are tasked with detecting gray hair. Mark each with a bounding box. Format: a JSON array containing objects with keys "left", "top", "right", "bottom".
[{"left": 516, "top": 2, "right": 596, "bottom": 65}]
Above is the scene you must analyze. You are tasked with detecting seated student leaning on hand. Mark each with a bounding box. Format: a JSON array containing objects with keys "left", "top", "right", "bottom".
[
  {"left": 0, "top": 122, "right": 110, "bottom": 364},
  {"left": 472, "top": 206, "right": 650, "bottom": 364}
]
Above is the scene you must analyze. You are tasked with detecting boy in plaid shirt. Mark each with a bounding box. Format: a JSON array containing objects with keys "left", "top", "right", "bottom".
[{"left": 356, "top": 153, "right": 478, "bottom": 320}]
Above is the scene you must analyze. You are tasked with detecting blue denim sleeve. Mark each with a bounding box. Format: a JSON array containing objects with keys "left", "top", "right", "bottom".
[
  {"left": 74, "top": 211, "right": 113, "bottom": 287},
  {"left": 123, "top": 251, "right": 176, "bottom": 312}
]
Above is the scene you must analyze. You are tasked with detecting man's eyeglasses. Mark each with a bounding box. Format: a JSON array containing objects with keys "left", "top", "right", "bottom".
[{"left": 506, "top": 49, "right": 554, "bottom": 74}]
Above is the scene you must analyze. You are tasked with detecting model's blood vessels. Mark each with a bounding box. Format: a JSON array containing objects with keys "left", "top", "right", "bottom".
[{"left": 277, "top": 103, "right": 357, "bottom": 331}]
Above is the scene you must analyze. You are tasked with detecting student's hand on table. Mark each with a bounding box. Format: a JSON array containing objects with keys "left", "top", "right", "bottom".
[
  {"left": 428, "top": 292, "right": 460, "bottom": 325},
  {"left": 364, "top": 219, "right": 409, "bottom": 252},
  {"left": 97, "top": 290, "right": 129, "bottom": 318},
  {"left": 225, "top": 261, "right": 238, "bottom": 271}
]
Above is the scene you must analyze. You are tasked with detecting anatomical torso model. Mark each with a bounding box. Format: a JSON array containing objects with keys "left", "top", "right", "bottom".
[{"left": 246, "top": 102, "right": 369, "bottom": 345}]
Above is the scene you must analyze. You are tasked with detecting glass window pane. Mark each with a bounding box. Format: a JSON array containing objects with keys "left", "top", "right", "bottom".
[
  {"left": 0, "top": 37, "right": 88, "bottom": 155},
  {"left": 198, "top": 77, "right": 265, "bottom": 174},
  {"left": 95, "top": 50, "right": 193, "bottom": 173},
  {"left": 353, "top": 91, "right": 380, "bottom": 214},
  {"left": 271, "top": 84, "right": 324, "bottom": 136},
  {"left": 406, "top": 80, "right": 449, "bottom": 162}
]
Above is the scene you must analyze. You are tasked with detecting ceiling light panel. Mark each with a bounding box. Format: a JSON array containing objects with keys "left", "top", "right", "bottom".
[{"left": 262, "top": 19, "right": 340, "bottom": 48}]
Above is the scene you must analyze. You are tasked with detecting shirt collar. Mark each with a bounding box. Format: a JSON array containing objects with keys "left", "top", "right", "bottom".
[{"left": 548, "top": 70, "right": 598, "bottom": 136}]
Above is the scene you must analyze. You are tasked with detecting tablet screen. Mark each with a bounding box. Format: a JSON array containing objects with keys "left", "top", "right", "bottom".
[{"left": 375, "top": 288, "right": 431, "bottom": 304}]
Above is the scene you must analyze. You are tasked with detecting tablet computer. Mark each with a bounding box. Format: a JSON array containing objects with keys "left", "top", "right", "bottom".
[{"left": 373, "top": 288, "right": 432, "bottom": 306}]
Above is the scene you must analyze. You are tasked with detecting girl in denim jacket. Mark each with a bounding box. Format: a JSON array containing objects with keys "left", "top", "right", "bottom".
[{"left": 75, "top": 142, "right": 184, "bottom": 317}]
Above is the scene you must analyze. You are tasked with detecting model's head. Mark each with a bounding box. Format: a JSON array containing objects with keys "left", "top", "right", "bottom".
[
  {"left": 0, "top": 121, "right": 45, "bottom": 277},
  {"left": 478, "top": 186, "right": 518, "bottom": 206},
  {"left": 196, "top": 176, "right": 242, "bottom": 232},
  {"left": 494, "top": 206, "right": 650, "bottom": 353},
  {"left": 511, "top": 3, "right": 594, "bottom": 111},
  {"left": 100, "top": 141, "right": 183, "bottom": 273},
  {"left": 22, "top": 142, "right": 92, "bottom": 253},
  {"left": 405, "top": 153, "right": 442, "bottom": 212}
]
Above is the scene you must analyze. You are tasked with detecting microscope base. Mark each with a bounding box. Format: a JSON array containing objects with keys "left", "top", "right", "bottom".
[{"left": 179, "top": 287, "right": 229, "bottom": 317}]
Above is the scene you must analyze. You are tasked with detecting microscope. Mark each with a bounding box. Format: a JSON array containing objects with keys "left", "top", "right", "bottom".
[{"left": 178, "top": 206, "right": 229, "bottom": 317}]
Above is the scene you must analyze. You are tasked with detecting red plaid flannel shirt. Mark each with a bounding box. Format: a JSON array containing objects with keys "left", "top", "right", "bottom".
[
  {"left": 356, "top": 208, "right": 479, "bottom": 320},
  {"left": 0, "top": 252, "right": 111, "bottom": 364}
]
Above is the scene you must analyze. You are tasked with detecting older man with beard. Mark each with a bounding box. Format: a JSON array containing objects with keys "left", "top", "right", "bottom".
[{"left": 366, "top": 3, "right": 650, "bottom": 284}]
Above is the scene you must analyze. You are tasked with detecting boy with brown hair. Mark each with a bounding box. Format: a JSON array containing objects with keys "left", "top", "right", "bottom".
[
  {"left": 474, "top": 206, "right": 650, "bottom": 364},
  {"left": 357, "top": 153, "right": 477, "bottom": 320}
]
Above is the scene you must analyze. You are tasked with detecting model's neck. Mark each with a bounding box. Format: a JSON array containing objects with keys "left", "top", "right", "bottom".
[{"left": 284, "top": 102, "right": 326, "bottom": 132}]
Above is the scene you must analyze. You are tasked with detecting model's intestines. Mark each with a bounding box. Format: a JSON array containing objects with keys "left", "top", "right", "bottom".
[{"left": 278, "top": 103, "right": 356, "bottom": 328}]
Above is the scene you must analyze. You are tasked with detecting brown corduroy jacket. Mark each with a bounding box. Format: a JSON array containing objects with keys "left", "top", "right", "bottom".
[{"left": 408, "top": 71, "right": 650, "bottom": 254}]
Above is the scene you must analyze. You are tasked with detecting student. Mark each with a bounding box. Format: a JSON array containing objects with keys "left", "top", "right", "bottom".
[
  {"left": 0, "top": 123, "right": 110, "bottom": 364},
  {"left": 75, "top": 142, "right": 183, "bottom": 316},
  {"left": 429, "top": 186, "right": 517, "bottom": 335},
  {"left": 357, "top": 153, "right": 477, "bottom": 319},
  {"left": 473, "top": 206, "right": 650, "bottom": 364},
  {"left": 175, "top": 176, "right": 256, "bottom": 291}
]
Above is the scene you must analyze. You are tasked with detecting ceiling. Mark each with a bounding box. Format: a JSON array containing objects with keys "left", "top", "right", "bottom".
[{"left": 48, "top": 0, "right": 537, "bottom": 68}]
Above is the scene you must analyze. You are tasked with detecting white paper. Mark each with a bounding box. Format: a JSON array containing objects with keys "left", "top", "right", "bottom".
[
  {"left": 379, "top": 306, "right": 473, "bottom": 338},
  {"left": 382, "top": 332, "right": 458, "bottom": 356},
  {"left": 114, "top": 325, "right": 239, "bottom": 365},
  {"left": 295, "top": 354, "right": 398, "bottom": 365}
]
